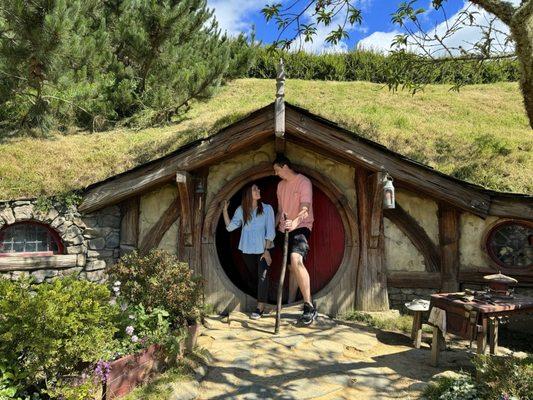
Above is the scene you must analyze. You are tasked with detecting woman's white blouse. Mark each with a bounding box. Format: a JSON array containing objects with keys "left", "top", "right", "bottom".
[{"left": 226, "top": 203, "right": 276, "bottom": 254}]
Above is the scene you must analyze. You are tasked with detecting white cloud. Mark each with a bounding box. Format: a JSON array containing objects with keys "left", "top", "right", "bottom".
[
  {"left": 208, "top": 0, "right": 264, "bottom": 37},
  {"left": 357, "top": 0, "right": 519, "bottom": 55}
]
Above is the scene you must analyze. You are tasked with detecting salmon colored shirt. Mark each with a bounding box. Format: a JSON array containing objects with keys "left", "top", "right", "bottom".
[{"left": 277, "top": 173, "right": 314, "bottom": 232}]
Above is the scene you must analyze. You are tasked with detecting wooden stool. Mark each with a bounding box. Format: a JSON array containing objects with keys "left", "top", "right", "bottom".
[{"left": 405, "top": 299, "right": 430, "bottom": 349}]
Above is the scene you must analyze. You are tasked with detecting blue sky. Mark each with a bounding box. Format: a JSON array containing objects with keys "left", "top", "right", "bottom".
[{"left": 207, "top": 0, "right": 515, "bottom": 54}]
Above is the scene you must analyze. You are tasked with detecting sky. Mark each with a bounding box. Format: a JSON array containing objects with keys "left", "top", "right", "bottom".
[{"left": 207, "top": 0, "right": 517, "bottom": 54}]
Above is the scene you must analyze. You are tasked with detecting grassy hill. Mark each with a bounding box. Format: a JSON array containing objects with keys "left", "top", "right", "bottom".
[{"left": 0, "top": 79, "right": 531, "bottom": 200}]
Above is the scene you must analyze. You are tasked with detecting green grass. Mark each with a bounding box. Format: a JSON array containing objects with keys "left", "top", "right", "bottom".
[
  {"left": 0, "top": 79, "right": 531, "bottom": 200},
  {"left": 120, "top": 365, "right": 192, "bottom": 400},
  {"left": 342, "top": 310, "right": 415, "bottom": 334}
]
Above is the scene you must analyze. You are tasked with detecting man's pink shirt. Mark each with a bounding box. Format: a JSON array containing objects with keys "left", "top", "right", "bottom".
[{"left": 277, "top": 173, "right": 314, "bottom": 232}]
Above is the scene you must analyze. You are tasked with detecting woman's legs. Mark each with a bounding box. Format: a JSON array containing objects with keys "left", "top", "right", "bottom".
[
  {"left": 242, "top": 253, "right": 268, "bottom": 311},
  {"left": 257, "top": 257, "right": 269, "bottom": 308}
]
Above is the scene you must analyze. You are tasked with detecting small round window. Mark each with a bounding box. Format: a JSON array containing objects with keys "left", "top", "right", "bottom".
[
  {"left": 485, "top": 221, "right": 533, "bottom": 270},
  {"left": 0, "top": 222, "right": 63, "bottom": 255}
]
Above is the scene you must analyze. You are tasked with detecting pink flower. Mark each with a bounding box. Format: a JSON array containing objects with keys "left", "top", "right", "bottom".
[
  {"left": 125, "top": 326, "right": 134, "bottom": 336},
  {"left": 131, "top": 335, "right": 139, "bottom": 343}
]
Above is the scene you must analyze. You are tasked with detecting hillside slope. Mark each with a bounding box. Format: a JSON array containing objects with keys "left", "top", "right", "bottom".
[{"left": 0, "top": 79, "right": 531, "bottom": 200}]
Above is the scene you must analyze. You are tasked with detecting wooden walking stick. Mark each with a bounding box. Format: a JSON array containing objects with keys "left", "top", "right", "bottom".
[{"left": 275, "top": 214, "right": 289, "bottom": 334}]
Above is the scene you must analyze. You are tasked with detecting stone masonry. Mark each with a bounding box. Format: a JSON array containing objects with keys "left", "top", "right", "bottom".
[{"left": 0, "top": 199, "right": 121, "bottom": 284}]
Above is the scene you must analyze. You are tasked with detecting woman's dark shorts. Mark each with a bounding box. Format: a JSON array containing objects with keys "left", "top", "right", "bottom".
[{"left": 277, "top": 227, "right": 311, "bottom": 259}]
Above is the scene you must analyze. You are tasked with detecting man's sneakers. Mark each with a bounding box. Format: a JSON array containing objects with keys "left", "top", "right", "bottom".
[
  {"left": 301, "top": 302, "right": 318, "bottom": 325},
  {"left": 250, "top": 308, "right": 264, "bottom": 320}
]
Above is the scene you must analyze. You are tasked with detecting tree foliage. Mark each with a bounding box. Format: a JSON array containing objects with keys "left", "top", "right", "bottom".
[
  {"left": 261, "top": 0, "right": 533, "bottom": 128},
  {"left": 0, "top": 0, "right": 255, "bottom": 136}
]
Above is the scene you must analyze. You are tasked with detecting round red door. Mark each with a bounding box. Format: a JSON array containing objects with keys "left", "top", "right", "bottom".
[{"left": 216, "top": 175, "right": 345, "bottom": 304}]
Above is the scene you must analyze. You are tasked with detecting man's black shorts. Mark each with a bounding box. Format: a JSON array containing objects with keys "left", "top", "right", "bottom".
[{"left": 277, "top": 227, "right": 311, "bottom": 259}]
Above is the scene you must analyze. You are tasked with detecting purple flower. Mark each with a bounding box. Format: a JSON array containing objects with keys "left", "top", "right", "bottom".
[
  {"left": 131, "top": 335, "right": 139, "bottom": 343},
  {"left": 125, "top": 326, "right": 134, "bottom": 336},
  {"left": 94, "top": 360, "right": 111, "bottom": 382}
]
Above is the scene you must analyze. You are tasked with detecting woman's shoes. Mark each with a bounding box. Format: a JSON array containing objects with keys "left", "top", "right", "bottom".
[{"left": 250, "top": 308, "right": 264, "bottom": 320}]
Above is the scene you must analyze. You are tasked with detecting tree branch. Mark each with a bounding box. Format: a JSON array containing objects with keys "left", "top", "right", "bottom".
[{"left": 469, "top": 0, "right": 516, "bottom": 25}]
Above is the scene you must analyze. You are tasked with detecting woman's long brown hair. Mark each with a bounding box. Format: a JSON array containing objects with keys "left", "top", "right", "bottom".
[{"left": 241, "top": 184, "right": 263, "bottom": 224}]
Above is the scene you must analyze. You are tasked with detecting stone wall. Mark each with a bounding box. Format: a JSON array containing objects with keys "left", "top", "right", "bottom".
[
  {"left": 388, "top": 287, "right": 436, "bottom": 311},
  {"left": 0, "top": 199, "right": 121, "bottom": 283}
]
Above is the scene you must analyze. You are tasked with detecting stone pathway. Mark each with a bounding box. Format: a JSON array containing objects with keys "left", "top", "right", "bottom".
[{"left": 195, "top": 306, "right": 473, "bottom": 400}]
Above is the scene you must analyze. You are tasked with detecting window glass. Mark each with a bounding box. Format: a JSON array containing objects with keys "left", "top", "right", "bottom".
[
  {"left": 0, "top": 223, "right": 61, "bottom": 254},
  {"left": 486, "top": 222, "right": 533, "bottom": 269}
]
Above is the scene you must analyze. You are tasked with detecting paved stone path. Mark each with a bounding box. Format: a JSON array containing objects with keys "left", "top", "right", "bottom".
[{"left": 196, "top": 306, "right": 473, "bottom": 400}]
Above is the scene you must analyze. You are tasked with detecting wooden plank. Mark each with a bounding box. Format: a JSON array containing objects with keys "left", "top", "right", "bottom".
[
  {"left": 355, "top": 169, "right": 389, "bottom": 311},
  {"left": 120, "top": 197, "right": 139, "bottom": 248},
  {"left": 0, "top": 254, "right": 78, "bottom": 271},
  {"left": 439, "top": 204, "right": 460, "bottom": 292},
  {"left": 387, "top": 272, "right": 441, "bottom": 288},
  {"left": 384, "top": 203, "right": 441, "bottom": 272},
  {"left": 138, "top": 195, "right": 181, "bottom": 254},
  {"left": 79, "top": 110, "right": 274, "bottom": 213},
  {"left": 286, "top": 108, "right": 491, "bottom": 216}
]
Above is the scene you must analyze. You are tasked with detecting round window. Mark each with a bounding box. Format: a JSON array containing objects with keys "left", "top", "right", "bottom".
[{"left": 485, "top": 221, "right": 533, "bottom": 270}]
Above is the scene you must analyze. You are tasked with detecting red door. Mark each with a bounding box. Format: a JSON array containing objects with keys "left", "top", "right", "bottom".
[{"left": 216, "top": 175, "right": 345, "bottom": 304}]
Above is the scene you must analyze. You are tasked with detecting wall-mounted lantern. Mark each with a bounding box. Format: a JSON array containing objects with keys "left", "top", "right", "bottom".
[
  {"left": 383, "top": 173, "right": 395, "bottom": 209},
  {"left": 195, "top": 180, "right": 205, "bottom": 194}
]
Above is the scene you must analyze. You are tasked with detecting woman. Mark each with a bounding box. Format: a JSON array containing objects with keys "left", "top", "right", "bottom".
[{"left": 223, "top": 183, "right": 276, "bottom": 319}]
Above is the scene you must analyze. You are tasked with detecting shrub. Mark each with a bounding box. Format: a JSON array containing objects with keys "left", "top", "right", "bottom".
[
  {"left": 110, "top": 250, "right": 204, "bottom": 326},
  {"left": 424, "top": 354, "right": 533, "bottom": 400},
  {"left": 0, "top": 276, "right": 118, "bottom": 398}
]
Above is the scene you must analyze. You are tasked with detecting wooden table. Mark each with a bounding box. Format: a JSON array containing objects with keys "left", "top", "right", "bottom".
[{"left": 429, "top": 292, "right": 533, "bottom": 366}]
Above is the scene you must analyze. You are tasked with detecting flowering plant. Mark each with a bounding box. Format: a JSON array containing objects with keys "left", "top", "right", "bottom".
[{"left": 113, "top": 304, "right": 173, "bottom": 358}]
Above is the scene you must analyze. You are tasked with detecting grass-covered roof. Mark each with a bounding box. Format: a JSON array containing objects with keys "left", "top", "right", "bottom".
[{"left": 1, "top": 79, "right": 531, "bottom": 200}]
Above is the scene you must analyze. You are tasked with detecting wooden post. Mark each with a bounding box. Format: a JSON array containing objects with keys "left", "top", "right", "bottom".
[
  {"left": 431, "top": 326, "right": 444, "bottom": 366},
  {"left": 275, "top": 59, "right": 286, "bottom": 154},
  {"left": 477, "top": 317, "right": 488, "bottom": 355},
  {"left": 138, "top": 196, "right": 181, "bottom": 254},
  {"left": 175, "top": 170, "right": 207, "bottom": 275},
  {"left": 489, "top": 317, "right": 499, "bottom": 355},
  {"left": 439, "top": 203, "right": 460, "bottom": 292},
  {"left": 411, "top": 311, "right": 423, "bottom": 349},
  {"left": 355, "top": 169, "right": 389, "bottom": 311},
  {"left": 120, "top": 197, "right": 139, "bottom": 254}
]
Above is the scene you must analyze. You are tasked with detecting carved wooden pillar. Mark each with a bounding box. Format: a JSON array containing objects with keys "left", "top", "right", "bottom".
[
  {"left": 176, "top": 170, "right": 207, "bottom": 276},
  {"left": 355, "top": 169, "right": 389, "bottom": 311},
  {"left": 275, "top": 59, "right": 286, "bottom": 154},
  {"left": 439, "top": 203, "right": 461, "bottom": 292}
]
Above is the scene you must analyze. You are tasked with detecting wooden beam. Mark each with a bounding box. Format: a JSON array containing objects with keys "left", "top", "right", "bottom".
[
  {"left": 0, "top": 255, "right": 78, "bottom": 271},
  {"left": 138, "top": 195, "right": 181, "bottom": 254},
  {"left": 286, "top": 107, "right": 491, "bottom": 217},
  {"left": 488, "top": 196, "right": 533, "bottom": 219},
  {"left": 355, "top": 169, "right": 389, "bottom": 311},
  {"left": 439, "top": 204, "right": 460, "bottom": 292},
  {"left": 369, "top": 171, "right": 384, "bottom": 248},
  {"left": 275, "top": 58, "right": 286, "bottom": 154},
  {"left": 387, "top": 272, "right": 441, "bottom": 288},
  {"left": 384, "top": 203, "right": 441, "bottom": 272},
  {"left": 120, "top": 197, "right": 139, "bottom": 251},
  {"left": 79, "top": 109, "right": 274, "bottom": 213}
]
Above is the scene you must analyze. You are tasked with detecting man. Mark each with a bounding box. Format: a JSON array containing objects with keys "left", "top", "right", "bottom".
[{"left": 273, "top": 154, "right": 317, "bottom": 325}]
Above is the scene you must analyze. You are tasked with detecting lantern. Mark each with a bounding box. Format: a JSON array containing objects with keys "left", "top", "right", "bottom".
[{"left": 383, "top": 173, "right": 395, "bottom": 209}]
